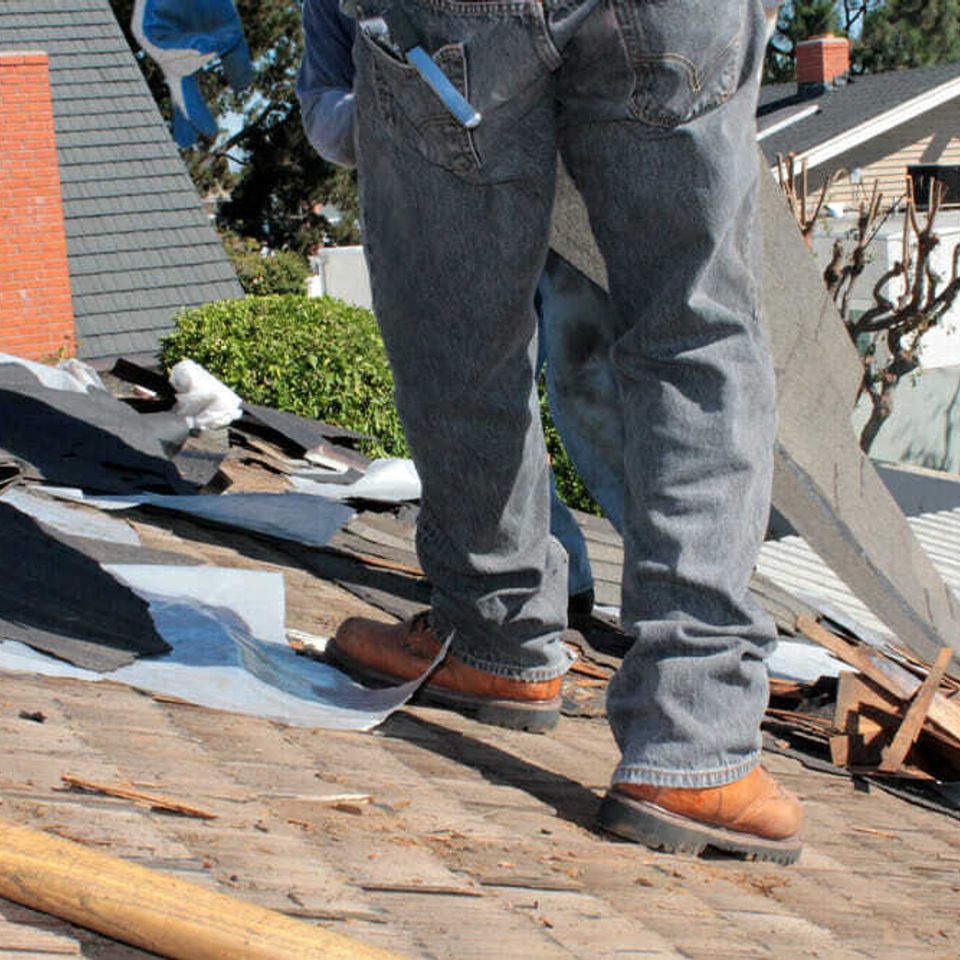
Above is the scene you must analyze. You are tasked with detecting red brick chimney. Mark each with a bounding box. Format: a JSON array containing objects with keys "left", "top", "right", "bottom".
[
  {"left": 0, "top": 51, "right": 75, "bottom": 361},
  {"left": 796, "top": 34, "right": 850, "bottom": 93}
]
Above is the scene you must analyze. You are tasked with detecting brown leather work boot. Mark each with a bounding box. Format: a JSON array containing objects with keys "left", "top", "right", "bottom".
[
  {"left": 327, "top": 611, "right": 563, "bottom": 732},
  {"left": 598, "top": 766, "right": 803, "bottom": 864}
]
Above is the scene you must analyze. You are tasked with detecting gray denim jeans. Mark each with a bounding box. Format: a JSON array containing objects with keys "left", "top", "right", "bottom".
[{"left": 353, "top": 0, "right": 778, "bottom": 787}]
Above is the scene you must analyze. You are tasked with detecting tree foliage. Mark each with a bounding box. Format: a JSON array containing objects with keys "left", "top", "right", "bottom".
[
  {"left": 765, "top": 2, "right": 841, "bottom": 83},
  {"left": 859, "top": 0, "right": 960, "bottom": 72},
  {"left": 109, "top": 0, "right": 359, "bottom": 252},
  {"left": 221, "top": 232, "right": 311, "bottom": 294},
  {"left": 161, "top": 295, "right": 406, "bottom": 459},
  {"left": 766, "top": 1, "right": 960, "bottom": 82}
]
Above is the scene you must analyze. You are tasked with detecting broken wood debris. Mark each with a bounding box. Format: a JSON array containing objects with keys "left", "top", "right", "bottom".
[
  {"left": 568, "top": 660, "right": 612, "bottom": 680},
  {"left": 476, "top": 875, "right": 584, "bottom": 892},
  {"left": 359, "top": 882, "right": 484, "bottom": 898},
  {"left": 60, "top": 775, "right": 217, "bottom": 821},
  {"left": 777, "top": 616, "right": 960, "bottom": 784},
  {"left": 313, "top": 793, "right": 374, "bottom": 807},
  {"left": 282, "top": 906, "right": 388, "bottom": 924},
  {"left": 879, "top": 646, "right": 955, "bottom": 774}
]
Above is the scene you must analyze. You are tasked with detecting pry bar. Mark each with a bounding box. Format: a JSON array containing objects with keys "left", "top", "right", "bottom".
[{"left": 381, "top": 6, "right": 482, "bottom": 129}]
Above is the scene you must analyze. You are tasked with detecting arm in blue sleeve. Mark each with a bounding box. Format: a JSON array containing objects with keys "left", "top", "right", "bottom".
[{"left": 297, "top": 0, "right": 358, "bottom": 168}]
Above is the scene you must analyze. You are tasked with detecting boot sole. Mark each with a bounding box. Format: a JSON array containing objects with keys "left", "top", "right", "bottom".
[
  {"left": 597, "top": 792, "right": 802, "bottom": 865},
  {"left": 325, "top": 642, "right": 561, "bottom": 733}
]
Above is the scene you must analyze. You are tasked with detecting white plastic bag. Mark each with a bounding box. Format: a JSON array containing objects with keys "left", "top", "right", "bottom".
[{"left": 169, "top": 358, "right": 242, "bottom": 430}]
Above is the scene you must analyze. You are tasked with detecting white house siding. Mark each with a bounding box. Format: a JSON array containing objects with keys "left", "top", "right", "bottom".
[{"left": 817, "top": 99, "right": 960, "bottom": 207}]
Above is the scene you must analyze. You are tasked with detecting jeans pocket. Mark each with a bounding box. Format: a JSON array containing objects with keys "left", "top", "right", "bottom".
[
  {"left": 613, "top": 0, "right": 747, "bottom": 128},
  {"left": 357, "top": 27, "right": 481, "bottom": 175}
]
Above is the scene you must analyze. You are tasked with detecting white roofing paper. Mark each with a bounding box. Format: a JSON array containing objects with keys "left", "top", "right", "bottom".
[{"left": 0, "top": 564, "right": 447, "bottom": 730}]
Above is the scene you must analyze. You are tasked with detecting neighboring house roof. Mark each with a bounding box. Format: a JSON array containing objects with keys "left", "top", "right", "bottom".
[
  {"left": 0, "top": 0, "right": 242, "bottom": 360},
  {"left": 758, "top": 63, "right": 960, "bottom": 171}
]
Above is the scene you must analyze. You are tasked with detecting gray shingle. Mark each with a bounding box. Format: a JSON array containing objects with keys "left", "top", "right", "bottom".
[
  {"left": 0, "top": 0, "right": 243, "bottom": 361},
  {"left": 759, "top": 63, "right": 960, "bottom": 163}
]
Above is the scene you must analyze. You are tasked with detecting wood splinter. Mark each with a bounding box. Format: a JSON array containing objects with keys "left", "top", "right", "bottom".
[{"left": 60, "top": 775, "right": 217, "bottom": 821}]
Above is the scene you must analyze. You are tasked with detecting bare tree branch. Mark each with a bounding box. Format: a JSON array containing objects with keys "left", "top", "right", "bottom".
[{"left": 776, "top": 158, "right": 960, "bottom": 452}]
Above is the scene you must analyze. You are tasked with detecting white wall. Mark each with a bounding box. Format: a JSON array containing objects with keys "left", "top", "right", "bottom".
[{"left": 307, "top": 246, "right": 372, "bottom": 310}]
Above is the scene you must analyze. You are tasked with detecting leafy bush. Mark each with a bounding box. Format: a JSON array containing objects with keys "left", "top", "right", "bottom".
[
  {"left": 539, "top": 385, "right": 600, "bottom": 517},
  {"left": 161, "top": 294, "right": 598, "bottom": 513},
  {"left": 161, "top": 295, "right": 407, "bottom": 460},
  {"left": 221, "top": 232, "right": 311, "bottom": 296}
]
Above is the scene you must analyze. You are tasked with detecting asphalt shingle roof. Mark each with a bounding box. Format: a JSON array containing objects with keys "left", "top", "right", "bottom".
[
  {"left": 758, "top": 62, "right": 960, "bottom": 165},
  {"left": 0, "top": 0, "right": 243, "bottom": 361}
]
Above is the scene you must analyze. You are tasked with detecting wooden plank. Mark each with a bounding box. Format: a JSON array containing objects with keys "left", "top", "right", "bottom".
[
  {"left": 879, "top": 646, "right": 955, "bottom": 774},
  {"left": 831, "top": 673, "right": 894, "bottom": 768}
]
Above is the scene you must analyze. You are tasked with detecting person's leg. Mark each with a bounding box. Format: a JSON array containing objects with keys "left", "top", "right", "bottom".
[
  {"left": 535, "top": 292, "right": 595, "bottom": 603},
  {"left": 539, "top": 249, "right": 625, "bottom": 532},
  {"left": 548, "top": 474, "right": 594, "bottom": 603},
  {"left": 555, "top": 0, "right": 801, "bottom": 857},
  {"left": 331, "top": 0, "right": 571, "bottom": 727}
]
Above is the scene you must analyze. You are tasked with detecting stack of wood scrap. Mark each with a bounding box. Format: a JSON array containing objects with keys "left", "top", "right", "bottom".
[{"left": 788, "top": 615, "right": 960, "bottom": 782}]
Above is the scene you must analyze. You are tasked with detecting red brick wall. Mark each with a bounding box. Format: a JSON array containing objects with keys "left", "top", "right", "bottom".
[
  {"left": 0, "top": 51, "right": 75, "bottom": 360},
  {"left": 796, "top": 35, "right": 851, "bottom": 88}
]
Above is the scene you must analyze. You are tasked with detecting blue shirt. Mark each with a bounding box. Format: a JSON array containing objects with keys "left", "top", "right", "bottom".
[{"left": 297, "top": 0, "right": 358, "bottom": 167}]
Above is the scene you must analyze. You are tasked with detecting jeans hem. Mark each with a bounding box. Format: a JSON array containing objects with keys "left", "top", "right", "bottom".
[
  {"left": 611, "top": 751, "right": 760, "bottom": 789},
  {"left": 453, "top": 645, "right": 573, "bottom": 683}
]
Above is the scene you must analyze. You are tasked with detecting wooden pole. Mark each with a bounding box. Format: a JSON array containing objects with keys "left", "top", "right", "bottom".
[{"left": 0, "top": 818, "right": 402, "bottom": 960}]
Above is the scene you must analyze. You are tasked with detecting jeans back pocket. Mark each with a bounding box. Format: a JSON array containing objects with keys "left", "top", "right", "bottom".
[{"left": 613, "top": 0, "right": 747, "bottom": 128}]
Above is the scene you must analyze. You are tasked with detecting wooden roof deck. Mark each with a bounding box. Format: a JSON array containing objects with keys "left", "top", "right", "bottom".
[{"left": 1, "top": 511, "right": 956, "bottom": 960}]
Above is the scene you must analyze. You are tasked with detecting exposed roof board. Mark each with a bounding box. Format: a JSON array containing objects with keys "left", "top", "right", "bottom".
[
  {"left": 0, "top": 0, "right": 242, "bottom": 361},
  {"left": 758, "top": 63, "right": 960, "bottom": 168}
]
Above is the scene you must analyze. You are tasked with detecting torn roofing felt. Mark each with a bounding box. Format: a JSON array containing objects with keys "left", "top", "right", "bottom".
[
  {"left": 238, "top": 404, "right": 372, "bottom": 476},
  {"left": 48, "top": 490, "right": 356, "bottom": 551},
  {"left": 0, "top": 362, "right": 192, "bottom": 495},
  {"left": 0, "top": 564, "right": 454, "bottom": 730},
  {"left": 242, "top": 403, "right": 369, "bottom": 448},
  {"left": 169, "top": 440, "right": 227, "bottom": 488},
  {"left": 0, "top": 502, "right": 168, "bottom": 672}
]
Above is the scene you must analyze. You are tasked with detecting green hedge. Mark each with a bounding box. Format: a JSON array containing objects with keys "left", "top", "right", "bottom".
[
  {"left": 161, "top": 295, "right": 407, "bottom": 460},
  {"left": 234, "top": 249, "right": 310, "bottom": 296},
  {"left": 161, "top": 294, "right": 598, "bottom": 513},
  {"left": 221, "top": 232, "right": 311, "bottom": 296}
]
